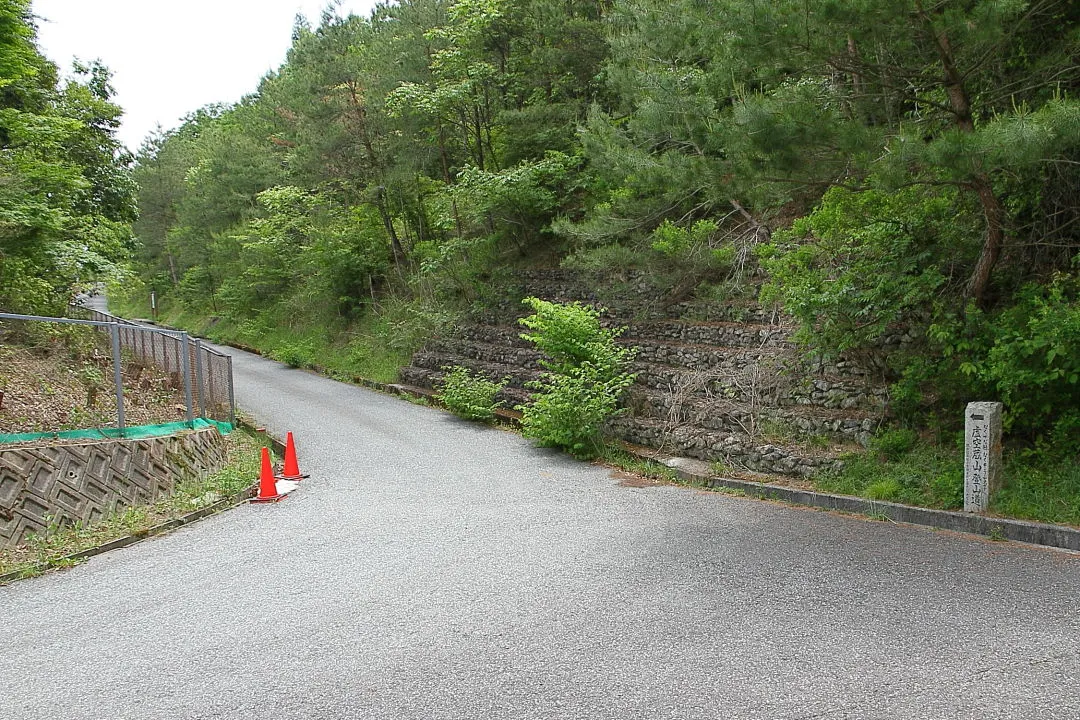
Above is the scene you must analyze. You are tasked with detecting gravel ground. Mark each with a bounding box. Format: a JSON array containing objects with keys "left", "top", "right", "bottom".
[{"left": 1, "top": 343, "right": 1078, "bottom": 719}]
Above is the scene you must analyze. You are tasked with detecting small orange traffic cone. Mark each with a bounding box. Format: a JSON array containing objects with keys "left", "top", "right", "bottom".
[
  {"left": 251, "top": 447, "right": 286, "bottom": 503},
  {"left": 277, "top": 431, "right": 309, "bottom": 481}
]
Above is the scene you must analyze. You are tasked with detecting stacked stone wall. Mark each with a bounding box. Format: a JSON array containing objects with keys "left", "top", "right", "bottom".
[{"left": 404, "top": 269, "right": 894, "bottom": 476}]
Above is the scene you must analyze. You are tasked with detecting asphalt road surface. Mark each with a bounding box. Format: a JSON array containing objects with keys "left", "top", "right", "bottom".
[{"left": 3, "top": 345, "right": 1079, "bottom": 719}]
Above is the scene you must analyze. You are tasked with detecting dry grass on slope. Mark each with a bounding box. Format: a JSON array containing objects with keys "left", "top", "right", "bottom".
[{"left": 0, "top": 330, "right": 188, "bottom": 435}]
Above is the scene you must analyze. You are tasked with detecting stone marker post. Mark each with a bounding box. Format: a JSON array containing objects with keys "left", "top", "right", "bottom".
[{"left": 964, "top": 401, "right": 1003, "bottom": 513}]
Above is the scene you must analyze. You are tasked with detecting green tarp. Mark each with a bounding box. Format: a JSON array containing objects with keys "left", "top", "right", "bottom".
[{"left": 0, "top": 418, "right": 233, "bottom": 445}]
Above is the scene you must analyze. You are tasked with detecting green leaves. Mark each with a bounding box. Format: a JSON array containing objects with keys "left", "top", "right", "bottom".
[
  {"left": 0, "top": 7, "right": 134, "bottom": 313},
  {"left": 760, "top": 185, "right": 962, "bottom": 354},
  {"left": 979, "top": 276, "right": 1080, "bottom": 431},
  {"left": 517, "top": 298, "right": 637, "bottom": 457},
  {"left": 436, "top": 365, "right": 507, "bottom": 422}
]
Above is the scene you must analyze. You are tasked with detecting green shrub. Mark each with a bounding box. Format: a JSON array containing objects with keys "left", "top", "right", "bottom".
[
  {"left": 270, "top": 341, "right": 315, "bottom": 368},
  {"left": 977, "top": 275, "right": 1080, "bottom": 436},
  {"left": 758, "top": 185, "right": 962, "bottom": 355},
  {"left": 436, "top": 366, "right": 507, "bottom": 422},
  {"left": 520, "top": 365, "right": 636, "bottom": 458},
  {"left": 518, "top": 297, "right": 631, "bottom": 378},
  {"left": 516, "top": 298, "right": 637, "bottom": 458},
  {"left": 869, "top": 428, "right": 919, "bottom": 461}
]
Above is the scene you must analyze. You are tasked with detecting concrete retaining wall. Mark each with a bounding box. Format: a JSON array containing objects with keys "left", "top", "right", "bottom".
[{"left": 0, "top": 428, "right": 226, "bottom": 549}]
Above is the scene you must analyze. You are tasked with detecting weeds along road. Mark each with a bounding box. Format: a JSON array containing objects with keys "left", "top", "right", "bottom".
[{"left": 3, "top": 344, "right": 1079, "bottom": 720}]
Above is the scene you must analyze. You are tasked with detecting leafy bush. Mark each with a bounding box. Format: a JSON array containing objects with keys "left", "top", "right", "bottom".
[
  {"left": 270, "top": 341, "right": 315, "bottom": 368},
  {"left": 759, "top": 185, "right": 965, "bottom": 354},
  {"left": 518, "top": 297, "right": 630, "bottom": 378},
  {"left": 520, "top": 365, "right": 636, "bottom": 457},
  {"left": 516, "top": 298, "right": 637, "bottom": 458},
  {"left": 977, "top": 276, "right": 1080, "bottom": 434},
  {"left": 650, "top": 219, "right": 730, "bottom": 271},
  {"left": 436, "top": 366, "right": 507, "bottom": 422},
  {"left": 924, "top": 273, "right": 1080, "bottom": 440}
]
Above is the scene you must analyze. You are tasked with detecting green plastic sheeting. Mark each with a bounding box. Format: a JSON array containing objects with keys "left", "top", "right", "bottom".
[{"left": 0, "top": 418, "right": 233, "bottom": 445}]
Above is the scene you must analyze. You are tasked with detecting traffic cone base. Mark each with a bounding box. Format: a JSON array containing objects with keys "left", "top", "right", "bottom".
[
  {"left": 250, "top": 493, "right": 286, "bottom": 504},
  {"left": 251, "top": 447, "right": 287, "bottom": 503},
  {"left": 276, "top": 431, "right": 309, "bottom": 481}
]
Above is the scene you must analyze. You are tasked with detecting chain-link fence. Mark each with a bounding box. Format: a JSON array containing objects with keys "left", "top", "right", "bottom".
[
  {"left": 76, "top": 308, "right": 235, "bottom": 425},
  {"left": 0, "top": 309, "right": 234, "bottom": 436}
]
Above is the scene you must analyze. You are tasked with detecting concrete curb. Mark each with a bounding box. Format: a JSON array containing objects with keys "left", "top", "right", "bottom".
[{"left": 648, "top": 456, "right": 1080, "bottom": 553}]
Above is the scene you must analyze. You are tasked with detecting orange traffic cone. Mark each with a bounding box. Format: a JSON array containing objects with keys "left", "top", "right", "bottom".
[
  {"left": 277, "top": 431, "right": 309, "bottom": 481},
  {"left": 251, "top": 447, "right": 286, "bottom": 503}
]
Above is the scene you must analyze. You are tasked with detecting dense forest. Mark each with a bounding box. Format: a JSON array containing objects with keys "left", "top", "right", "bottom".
[
  {"left": 0, "top": 0, "right": 134, "bottom": 315},
  {"left": 5, "top": 0, "right": 1080, "bottom": 456}
]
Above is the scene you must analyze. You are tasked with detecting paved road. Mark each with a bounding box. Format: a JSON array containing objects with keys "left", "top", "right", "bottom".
[{"left": 3, "top": 346, "right": 1079, "bottom": 719}]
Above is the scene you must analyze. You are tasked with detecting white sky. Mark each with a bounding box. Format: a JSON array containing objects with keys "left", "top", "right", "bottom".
[{"left": 33, "top": 0, "right": 380, "bottom": 152}]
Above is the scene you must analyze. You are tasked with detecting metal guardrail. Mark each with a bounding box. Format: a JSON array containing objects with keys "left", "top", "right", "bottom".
[{"left": 0, "top": 309, "right": 235, "bottom": 434}]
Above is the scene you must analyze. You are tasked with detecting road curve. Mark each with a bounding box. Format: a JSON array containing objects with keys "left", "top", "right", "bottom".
[{"left": 2, "top": 345, "right": 1078, "bottom": 719}]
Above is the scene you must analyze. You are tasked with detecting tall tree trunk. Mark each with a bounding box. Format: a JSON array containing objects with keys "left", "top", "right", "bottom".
[
  {"left": 472, "top": 104, "right": 485, "bottom": 171},
  {"left": 966, "top": 177, "right": 1006, "bottom": 304},
  {"left": 918, "top": 1, "right": 1006, "bottom": 305},
  {"left": 345, "top": 81, "right": 379, "bottom": 172},
  {"left": 167, "top": 251, "right": 179, "bottom": 288},
  {"left": 415, "top": 175, "right": 426, "bottom": 244},
  {"left": 376, "top": 185, "right": 406, "bottom": 268},
  {"left": 482, "top": 86, "right": 498, "bottom": 171},
  {"left": 847, "top": 35, "right": 863, "bottom": 98},
  {"left": 437, "top": 121, "right": 465, "bottom": 239}
]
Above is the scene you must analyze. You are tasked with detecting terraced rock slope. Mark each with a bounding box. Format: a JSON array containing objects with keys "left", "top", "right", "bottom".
[{"left": 400, "top": 270, "right": 892, "bottom": 477}]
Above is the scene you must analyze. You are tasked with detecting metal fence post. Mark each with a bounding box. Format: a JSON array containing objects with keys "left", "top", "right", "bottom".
[
  {"left": 180, "top": 332, "right": 194, "bottom": 426},
  {"left": 194, "top": 339, "right": 206, "bottom": 419},
  {"left": 227, "top": 355, "right": 236, "bottom": 426},
  {"left": 110, "top": 322, "right": 126, "bottom": 435},
  {"left": 206, "top": 351, "right": 216, "bottom": 419}
]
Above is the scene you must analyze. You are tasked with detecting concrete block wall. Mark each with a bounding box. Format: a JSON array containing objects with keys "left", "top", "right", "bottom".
[{"left": 0, "top": 428, "right": 227, "bottom": 549}]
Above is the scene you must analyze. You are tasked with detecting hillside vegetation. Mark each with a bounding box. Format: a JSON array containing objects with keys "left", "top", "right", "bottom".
[
  {"left": 5, "top": 1, "right": 1080, "bottom": 476},
  {"left": 0, "top": 0, "right": 135, "bottom": 316}
]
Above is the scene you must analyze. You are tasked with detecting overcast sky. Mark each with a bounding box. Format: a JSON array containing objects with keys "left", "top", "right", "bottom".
[{"left": 33, "top": 0, "right": 380, "bottom": 152}]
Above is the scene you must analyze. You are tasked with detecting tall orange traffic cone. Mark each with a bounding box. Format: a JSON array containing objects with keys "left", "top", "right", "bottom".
[
  {"left": 277, "top": 431, "right": 309, "bottom": 481},
  {"left": 251, "top": 447, "right": 286, "bottom": 503}
]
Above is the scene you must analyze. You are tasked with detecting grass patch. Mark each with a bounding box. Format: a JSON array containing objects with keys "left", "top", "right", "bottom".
[
  {"left": 127, "top": 291, "right": 462, "bottom": 387},
  {"left": 0, "top": 427, "right": 264, "bottom": 581},
  {"left": 814, "top": 442, "right": 964, "bottom": 510},
  {"left": 144, "top": 304, "right": 413, "bottom": 385},
  {"left": 814, "top": 430, "right": 1080, "bottom": 527},
  {"left": 993, "top": 454, "right": 1080, "bottom": 526},
  {"left": 597, "top": 445, "right": 680, "bottom": 484}
]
